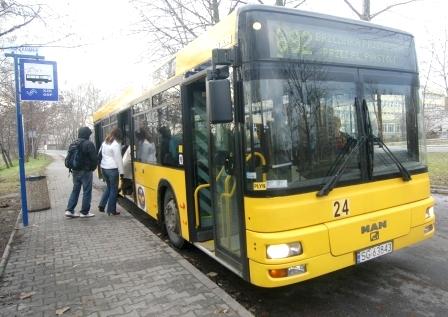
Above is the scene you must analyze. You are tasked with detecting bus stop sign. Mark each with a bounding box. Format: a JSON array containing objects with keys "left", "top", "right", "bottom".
[{"left": 19, "top": 59, "right": 58, "bottom": 101}]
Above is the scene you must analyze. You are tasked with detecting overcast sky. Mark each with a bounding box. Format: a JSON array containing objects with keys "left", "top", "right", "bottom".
[{"left": 28, "top": 0, "right": 448, "bottom": 97}]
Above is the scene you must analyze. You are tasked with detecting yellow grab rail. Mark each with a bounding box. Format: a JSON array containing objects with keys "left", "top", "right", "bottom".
[
  {"left": 245, "top": 151, "right": 267, "bottom": 182},
  {"left": 194, "top": 183, "right": 210, "bottom": 229}
]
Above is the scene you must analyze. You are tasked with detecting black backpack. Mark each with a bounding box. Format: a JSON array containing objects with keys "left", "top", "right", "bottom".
[{"left": 65, "top": 139, "right": 85, "bottom": 172}]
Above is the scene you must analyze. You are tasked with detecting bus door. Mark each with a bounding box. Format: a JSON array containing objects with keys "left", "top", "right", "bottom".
[
  {"left": 183, "top": 78, "right": 214, "bottom": 241},
  {"left": 183, "top": 72, "right": 245, "bottom": 273},
  {"left": 117, "top": 109, "right": 134, "bottom": 199}
]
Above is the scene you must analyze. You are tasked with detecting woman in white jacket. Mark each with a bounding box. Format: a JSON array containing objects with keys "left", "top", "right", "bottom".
[{"left": 98, "top": 128, "right": 124, "bottom": 215}]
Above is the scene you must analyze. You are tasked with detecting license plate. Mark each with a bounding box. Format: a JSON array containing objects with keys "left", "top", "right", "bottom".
[{"left": 356, "top": 241, "right": 393, "bottom": 264}]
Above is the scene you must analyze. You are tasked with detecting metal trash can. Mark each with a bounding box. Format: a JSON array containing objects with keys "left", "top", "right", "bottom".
[{"left": 26, "top": 175, "right": 51, "bottom": 212}]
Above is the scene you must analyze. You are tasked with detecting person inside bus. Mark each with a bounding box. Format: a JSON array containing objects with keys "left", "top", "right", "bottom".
[
  {"left": 137, "top": 129, "right": 156, "bottom": 163},
  {"left": 121, "top": 144, "right": 133, "bottom": 195},
  {"left": 158, "top": 126, "right": 173, "bottom": 165},
  {"left": 333, "top": 116, "right": 350, "bottom": 153},
  {"left": 98, "top": 128, "right": 124, "bottom": 215}
]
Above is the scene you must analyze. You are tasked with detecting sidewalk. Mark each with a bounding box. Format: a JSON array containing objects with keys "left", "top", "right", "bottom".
[{"left": 0, "top": 154, "right": 252, "bottom": 317}]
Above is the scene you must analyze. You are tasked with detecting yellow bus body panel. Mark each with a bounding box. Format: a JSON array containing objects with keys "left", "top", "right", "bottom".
[
  {"left": 248, "top": 219, "right": 434, "bottom": 287},
  {"left": 245, "top": 173, "right": 435, "bottom": 287},
  {"left": 245, "top": 173, "right": 431, "bottom": 232},
  {"left": 133, "top": 162, "right": 189, "bottom": 241}
]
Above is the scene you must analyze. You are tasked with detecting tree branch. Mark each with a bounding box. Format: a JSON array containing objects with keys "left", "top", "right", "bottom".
[
  {"left": 291, "top": 0, "right": 307, "bottom": 8},
  {"left": 370, "top": 0, "right": 419, "bottom": 19},
  {"left": 0, "top": 12, "right": 37, "bottom": 37},
  {"left": 343, "top": 0, "right": 362, "bottom": 19}
]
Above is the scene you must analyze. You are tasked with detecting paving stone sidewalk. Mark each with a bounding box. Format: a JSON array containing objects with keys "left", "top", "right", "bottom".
[{"left": 0, "top": 154, "right": 252, "bottom": 317}]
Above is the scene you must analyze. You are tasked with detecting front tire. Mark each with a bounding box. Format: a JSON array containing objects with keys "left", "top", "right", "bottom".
[{"left": 163, "top": 190, "right": 185, "bottom": 249}]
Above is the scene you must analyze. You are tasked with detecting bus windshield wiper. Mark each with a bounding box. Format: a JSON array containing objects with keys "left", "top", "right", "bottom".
[
  {"left": 361, "top": 99, "right": 411, "bottom": 182},
  {"left": 317, "top": 136, "right": 366, "bottom": 197},
  {"left": 372, "top": 135, "right": 412, "bottom": 181},
  {"left": 325, "top": 136, "right": 357, "bottom": 177}
]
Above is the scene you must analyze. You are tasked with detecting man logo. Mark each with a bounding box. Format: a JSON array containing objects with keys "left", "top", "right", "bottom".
[
  {"left": 370, "top": 231, "right": 380, "bottom": 241},
  {"left": 361, "top": 220, "right": 387, "bottom": 234}
]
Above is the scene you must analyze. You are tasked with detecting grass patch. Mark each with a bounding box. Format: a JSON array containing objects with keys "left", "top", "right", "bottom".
[
  {"left": 427, "top": 152, "right": 448, "bottom": 187},
  {"left": 0, "top": 155, "right": 53, "bottom": 196}
]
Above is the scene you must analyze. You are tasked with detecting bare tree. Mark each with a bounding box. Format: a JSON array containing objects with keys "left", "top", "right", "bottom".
[
  {"left": 430, "top": 30, "right": 448, "bottom": 97},
  {"left": 130, "top": 0, "right": 307, "bottom": 61},
  {"left": 342, "top": 0, "right": 418, "bottom": 21},
  {"left": 0, "top": 0, "right": 42, "bottom": 47},
  {"left": 267, "top": 0, "right": 307, "bottom": 8},
  {"left": 420, "top": 30, "right": 448, "bottom": 138},
  {"left": 44, "top": 84, "right": 105, "bottom": 150}
]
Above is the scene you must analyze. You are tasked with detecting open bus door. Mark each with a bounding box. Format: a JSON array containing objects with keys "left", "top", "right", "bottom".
[
  {"left": 182, "top": 69, "right": 246, "bottom": 276},
  {"left": 117, "top": 109, "right": 135, "bottom": 200}
]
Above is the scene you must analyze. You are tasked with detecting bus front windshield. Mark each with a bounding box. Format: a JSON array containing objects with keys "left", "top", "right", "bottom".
[{"left": 243, "top": 62, "right": 426, "bottom": 193}]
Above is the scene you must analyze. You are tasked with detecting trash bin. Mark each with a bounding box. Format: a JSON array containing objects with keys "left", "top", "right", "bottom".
[{"left": 26, "top": 175, "right": 51, "bottom": 212}]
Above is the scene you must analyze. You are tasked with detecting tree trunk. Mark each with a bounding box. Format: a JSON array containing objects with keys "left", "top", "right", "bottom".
[
  {"left": 211, "top": 0, "right": 220, "bottom": 23},
  {"left": 362, "top": 0, "right": 370, "bottom": 21},
  {"left": 0, "top": 143, "right": 10, "bottom": 168}
]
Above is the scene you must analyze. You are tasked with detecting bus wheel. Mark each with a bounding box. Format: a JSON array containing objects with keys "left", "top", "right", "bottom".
[{"left": 163, "top": 190, "right": 185, "bottom": 249}]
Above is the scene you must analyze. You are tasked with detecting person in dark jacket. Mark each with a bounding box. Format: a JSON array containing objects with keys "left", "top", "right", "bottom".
[{"left": 65, "top": 126, "right": 98, "bottom": 218}]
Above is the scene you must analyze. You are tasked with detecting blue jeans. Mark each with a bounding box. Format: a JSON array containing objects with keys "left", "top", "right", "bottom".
[
  {"left": 66, "top": 170, "right": 93, "bottom": 215},
  {"left": 99, "top": 168, "right": 119, "bottom": 214}
]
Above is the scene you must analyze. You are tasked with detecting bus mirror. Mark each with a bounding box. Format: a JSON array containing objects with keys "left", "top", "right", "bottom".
[{"left": 207, "top": 78, "right": 232, "bottom": 124}]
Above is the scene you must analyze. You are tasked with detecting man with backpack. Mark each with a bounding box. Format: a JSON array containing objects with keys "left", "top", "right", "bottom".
[{"left": 65, "top": 126, "right": 98, "bottom": 218}]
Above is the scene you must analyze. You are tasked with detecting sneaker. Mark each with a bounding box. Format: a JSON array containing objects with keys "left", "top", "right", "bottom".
[
  {"left": 98, "top": 206, "right": 105, "bottom": 212},
  {"left": 80, "top": 212, "right": 95, "bottom": 218},
  {"left": 65, "top": 210, "right": 80, "bottom": 218}
]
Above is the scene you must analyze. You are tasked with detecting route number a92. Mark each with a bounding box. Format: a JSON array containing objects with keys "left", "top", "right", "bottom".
[{"left": 333, "top": 199, "right": 350, "bottom": 218}]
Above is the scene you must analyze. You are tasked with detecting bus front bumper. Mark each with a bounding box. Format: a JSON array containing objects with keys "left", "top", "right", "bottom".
[{"left": 248, "top": 219, "right": 435, "bottom": 288}]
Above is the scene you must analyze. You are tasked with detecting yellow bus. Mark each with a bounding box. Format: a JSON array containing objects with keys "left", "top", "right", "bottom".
[{"left": 93, "top": 5, "right": 435, "bottom": 288}]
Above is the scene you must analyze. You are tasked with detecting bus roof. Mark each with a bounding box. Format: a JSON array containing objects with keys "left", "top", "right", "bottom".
[{"left": 93, "top": 4, "right": 413, "bottom": 123}]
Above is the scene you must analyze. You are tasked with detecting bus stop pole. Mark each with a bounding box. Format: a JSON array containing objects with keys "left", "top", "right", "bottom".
[
  {"left": 5, "top": 52, "right": 45, "bottom": 227},
  {"left": 12, "top": 53, "right": 28, "bottom": 226}
]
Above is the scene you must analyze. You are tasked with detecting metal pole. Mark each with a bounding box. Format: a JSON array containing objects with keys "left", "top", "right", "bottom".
[
  {"left": 5, "top": 52, "right": 44, "bottom": 227},
  {"left": 13, "top": 54, "right": 29, "bottom": 226}
]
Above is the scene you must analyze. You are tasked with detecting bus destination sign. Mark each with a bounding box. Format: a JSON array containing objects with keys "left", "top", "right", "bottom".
[{"left": 268, "top": 20, "right": 416, "bottom": 72}]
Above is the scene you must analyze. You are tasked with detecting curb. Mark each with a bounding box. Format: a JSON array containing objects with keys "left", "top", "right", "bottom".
[
  {"left": 431, "top": 187, "right": 448, "bottom": 195},
  {"left": 121, "top": 202, "right": 254, "bottom": 317},
  {"left": 0, "top": 211, "right": 21, "bottom": 277}
]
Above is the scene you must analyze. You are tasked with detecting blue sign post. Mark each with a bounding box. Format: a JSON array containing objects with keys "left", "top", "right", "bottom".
[{"left": 4, "top": 52, "right": 58, "bottom": 227}]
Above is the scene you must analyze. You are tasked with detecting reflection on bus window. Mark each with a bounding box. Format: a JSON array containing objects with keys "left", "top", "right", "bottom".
[{"left": 133, "top": 85, "right": 183, "bottom": 167}]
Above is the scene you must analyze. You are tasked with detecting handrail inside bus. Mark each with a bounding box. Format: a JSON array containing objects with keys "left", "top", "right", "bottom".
[
  {"left": 194, "top": 183, "right": 211, "bottom": 229},
  {"left": 246, "top": 151, "right": 267, "bottom": 182},
  {"left": 194, "top": 166, "right": 228, "bottom": 229}
]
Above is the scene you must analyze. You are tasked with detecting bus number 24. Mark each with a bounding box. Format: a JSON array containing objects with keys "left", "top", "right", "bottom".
[{"left": 333, "top": 199, "right": 350, "bottom": 218}]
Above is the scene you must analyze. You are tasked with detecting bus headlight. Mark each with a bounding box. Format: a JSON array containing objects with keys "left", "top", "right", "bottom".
[
  {"left": 425, "top": 206, "right": 434, "bottom": 219},
  {"left": 266, "top": 242, "right": 302, "bottom": 259}
]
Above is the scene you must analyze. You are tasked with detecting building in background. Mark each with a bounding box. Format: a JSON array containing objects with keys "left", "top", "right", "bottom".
[{"left": 422, "top": 89, "right": 448, "bottom": 138}]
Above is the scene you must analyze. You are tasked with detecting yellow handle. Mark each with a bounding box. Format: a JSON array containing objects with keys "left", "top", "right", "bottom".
[
  {"left": 194, "top": 183, "right": 210, "bottom": 229},
  {"left": 246, "top": 151, "right": 267, "bottom": 181}
]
